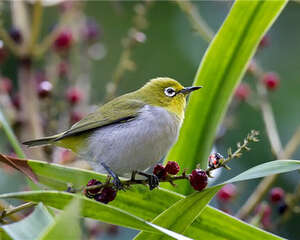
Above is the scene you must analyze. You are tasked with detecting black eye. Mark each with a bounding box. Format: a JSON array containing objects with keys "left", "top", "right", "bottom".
[{"left": 164, "top": 87, "right": 176, "bottom": 97}]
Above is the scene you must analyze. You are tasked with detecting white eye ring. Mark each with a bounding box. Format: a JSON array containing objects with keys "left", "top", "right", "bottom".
[{"left": 164, "top": 87, "right": 176, "bottom": 97}]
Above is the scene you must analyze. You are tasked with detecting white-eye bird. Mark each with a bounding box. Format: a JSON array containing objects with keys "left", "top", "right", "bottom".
[{"left": 23, "top": 77, "right": 201, "bottom": 188}]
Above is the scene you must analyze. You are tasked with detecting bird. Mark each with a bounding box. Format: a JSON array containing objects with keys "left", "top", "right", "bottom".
[{"left": 23, "top": 77, "right": 201, "bottom": 189}]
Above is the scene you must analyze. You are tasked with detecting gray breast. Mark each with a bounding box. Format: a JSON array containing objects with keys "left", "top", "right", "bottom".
[{"left": 80, "top": 105, "right": 182, "bottom": 176}]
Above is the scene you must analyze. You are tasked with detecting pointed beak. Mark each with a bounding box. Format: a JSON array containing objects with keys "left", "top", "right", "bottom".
[{"left": 179, "top": 86, "right": 202, "bottom": 95}]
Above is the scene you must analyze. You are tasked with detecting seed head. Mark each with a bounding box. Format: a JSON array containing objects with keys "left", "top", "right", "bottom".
[{"left": 165, "top": 161, "right": 180, "bottom": 175}]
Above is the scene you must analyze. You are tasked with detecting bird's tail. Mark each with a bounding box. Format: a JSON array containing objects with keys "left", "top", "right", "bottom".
[{"left": 23, "top": 133, "right": 62, "bottom": 147}]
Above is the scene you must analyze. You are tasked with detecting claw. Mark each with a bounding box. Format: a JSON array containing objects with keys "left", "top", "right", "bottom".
[
  {"left": 136, "top": 171, "right": 160, "bottom": 190},
  {"left": 101, "top": 163, "right": 124, "bottom": 190}
]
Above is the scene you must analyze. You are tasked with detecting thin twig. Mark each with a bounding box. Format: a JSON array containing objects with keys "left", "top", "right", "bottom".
[
  {"left": 0, "top": 202, "right": 37, "bottom": 222},
  {"left": 28, "top": 0, "right": 43, "bottom": 54}
]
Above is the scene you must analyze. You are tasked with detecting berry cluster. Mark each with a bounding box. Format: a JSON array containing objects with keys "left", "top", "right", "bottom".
[
  {"left": 85, "top": 179, "right": 117, "bottom": 204},
  {"left": 153, "top": 161, "right": 180, "bottom": 179}
]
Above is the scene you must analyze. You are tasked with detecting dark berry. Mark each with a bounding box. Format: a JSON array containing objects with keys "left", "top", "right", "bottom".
[
  {"left": 208, "top": 152, "right": 224, "bottom": 169},
  {"left": 82, "top": 19, "right": 101, "bottom": 43},
  {"left": 58, "top": 61, "right": 69, "bottom": 77},
  {"left": 38, "top": 81, "right": 52, "bottom": 98},
  {"left": 278, "top": 202, "right": 288, "bottom": 215},
  {"left": 12, "top": 94, "right": 21, "bottom": 110},
  {"left": 66, "top": 87, "right": 83, "bottom": 105},
  {"left": 189, "top": 169, "right": 208, "bottom": 191},
  {"left": 217, "top": 184, "right": 237, "bottom": 202},
  {"left": 153, "top": 164, "right": 167, "bottom": 178},
  {"left": 262, "top": 72, "right": 280, "bottom": 91},
  {"left": 85, "top": 179, "right": 102, "bottom": 197},
  {"left": 70, "top": 111, "right": 83, "bottom": 124},
  {"left": 9, "top": 28, "right": 23, "bottom": 44},
  {"left": 165, "top": 161, "right": 180, "bottom": 175},
  {"left": 234, "top": 83, "right": 251, "bottom": 101},
  {"left": 269, "top": 187, "right": 285, "bottom": 203},
  {"left": 53, "top": 30, "right": 73, "bottom": 52},
  {"left": 259, "top": 35, "right": 270, "bottom": 49},
  {"left": 94, "top": 187, "right": 117, "bottom": 204},
  {"left": 0, "top": 77, "right": 13, "bottom": 93}
]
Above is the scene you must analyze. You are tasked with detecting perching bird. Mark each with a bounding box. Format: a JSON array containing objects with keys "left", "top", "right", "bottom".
[{"left": 23, "top": 77, "right": 201, "bottom": 188}]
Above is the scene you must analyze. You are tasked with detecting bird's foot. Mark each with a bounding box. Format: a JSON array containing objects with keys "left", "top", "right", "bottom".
[
  {"left": 101, "top": 163, "right": 123, "bottom": 191},
  {"left": 136, "top": 171, "right": 159, "bottom": 190}
]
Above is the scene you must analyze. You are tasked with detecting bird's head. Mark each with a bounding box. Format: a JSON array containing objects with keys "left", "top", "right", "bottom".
[{"left": 137, "top": 77, "right": 201, "bottom": 119}]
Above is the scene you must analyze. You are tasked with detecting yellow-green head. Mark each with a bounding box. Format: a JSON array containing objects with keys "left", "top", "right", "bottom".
[{"left": 135, "top": 77, "right": 201, "bottom": 119}]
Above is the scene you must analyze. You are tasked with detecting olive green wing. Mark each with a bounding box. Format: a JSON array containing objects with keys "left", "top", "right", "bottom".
[{"left": 57, "top": 98, "right": 145, "bottom": 140}]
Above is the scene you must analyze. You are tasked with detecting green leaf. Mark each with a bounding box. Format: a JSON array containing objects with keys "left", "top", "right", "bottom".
[
  {"left": 225, "top": 160, "right": 300, "bottom": 184},
  {"left": 38, "top": 198, "right": 81, "bottom": 240},
  {"left": 136, "top": 160, "right": 300, "bottom": 239},
  {"left": 0, "top": 108, "right": 25, "bottom": 158},
  {"left": 1, "top": 203, "right": 54, "bottom": 240},
  {"left": 0, "top": 191, "right": 192, "bottom": 240},
  {"left": 2, "top": 160, "right": 300, "bottom": 240},
  {"left": 164, "top": 0, "right": 287, "bottom": 195},
  {"left": 134, "top": 186, "right": 221, "bottom": 240}
]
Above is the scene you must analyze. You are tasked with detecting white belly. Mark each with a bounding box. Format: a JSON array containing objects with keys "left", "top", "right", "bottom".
[{"left": 80, "top": 105, "right": 181, "bottom": 176}]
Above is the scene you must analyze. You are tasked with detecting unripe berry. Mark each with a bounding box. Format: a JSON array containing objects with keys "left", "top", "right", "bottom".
[
  {"left": 38, "top": 81, "right": 52, "bottom": 98},
  {"left": 0, "top": 77, "right": 13, "bottom": 93},
  {"left": 94, "top": 187, "right": 117, "bottom": 204},
  {"left": 262, "top": 72, "right": 280, "bottom": 91},
  {"left": 66, "top": 87, "right": 83, "bottom": 105},
  {"left": 53, "top": 30, "right": 73, "bottom": 52},
  {"left": 165, "top": 161, "right": 180, "bottom": 175},
  {"left": 217, "top": 184, "right": 237, "bottom": 202},
  {"left": 189, "top": 169, "right": 208, "bottom": 191},
  {"left": 153, "top": 164, "right": 167, "bottom": 178},
  {"left": 85, "top": 179, "right": 102, "bottom": 197},
  {"left": 269, "top": 187, "right": 285, "bottom": 203},
  {"left": 208, "top": 152, "right": 224, "bottom": 169},
  {"left": 234, "top": 83, "right": 251, "bottom": 101},
  {"left": 9, "top": 28, "right": 23, "bottom": 44}
]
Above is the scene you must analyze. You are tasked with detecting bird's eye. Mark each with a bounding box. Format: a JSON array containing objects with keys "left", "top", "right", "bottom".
[{"left": 164, "top": 87, "right": 176, "bottom": 97}]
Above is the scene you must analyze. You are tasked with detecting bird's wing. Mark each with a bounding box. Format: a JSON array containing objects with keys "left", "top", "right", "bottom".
[{"left": 57, "top": 98, "right": 145, "bottom": 140}]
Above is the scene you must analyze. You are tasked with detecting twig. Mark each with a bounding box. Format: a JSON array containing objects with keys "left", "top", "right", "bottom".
[
  {"left": 28, "top": 0, "right": 43, "bottom": 54},
  {"left": 236, "top": 65, "right": 300, "bottom": 220},
  {"left": 175, "top": 0, "right": 214, "bottom": 42},
  {"left": 0, "top": 200, "right": 23, "bottom": 223},
  {"left": 105, "top": 2, "right": 152, "bottom": 101},
  {"left": 0, "top": 202, "right": 36, "bottom": 223}
]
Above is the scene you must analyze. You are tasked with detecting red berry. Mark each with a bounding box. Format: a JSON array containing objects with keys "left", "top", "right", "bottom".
[
  {"left": 262, "top": 72, "right": 280, "bottom": 91},
  {"left": 208, "top": 152, "right": 223, "bottom": 169},
  {"left": 165, "top": 161, "right": 180, "bottom": 175},
  {"left": 153, "top": 164, "right": 167, "bottom": 178},
  {"left": 255, "top": 203, "right": 272, "bottom": 229},
  {"left": 234, "top": 83, "right": 251, "bottom": 101},
  {"left": 189, "top": 169, "right": 208, "bottom": 191},
  {"left": 85, "top": 179, "right": 102, "bottom": 197},
  {"left": 9, "top": 28, "right": 23, "bottom": 44},
  {"left": 70, "top": 111, "right": 83, "bottom": 124},
  {"left": 38, "top": 81, "right": 52, "bottom": 98},
  {"left": 259, "top": 35, "right": 270, "bottom": 49},
  {"left": 58, "top": 61, "right": 69, "bottom": 77},
  {"left": 217, "top": 184, "right": 237, "bottom": 202},
  {"left": 53, "top": 30, "right": 73, "bottom": 52},
  {"left": 66, "top": 87, "right": 83, "bottom": 105},
  {"left": 0, "top": 77, "right": 13, "bottom": 93},
  {"left": 94, "top": 187, "right": 117, "bottom": 204},
  {"left": 269, "top": 187, "right": 285, "bottom": 203},
  {"left": 278, "top": 202, "right": 288, "bottom": 215}
]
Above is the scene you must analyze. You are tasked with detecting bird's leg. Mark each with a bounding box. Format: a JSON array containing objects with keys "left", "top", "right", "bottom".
[
  {"left": 135, "top": 171, "right": 159, "bottom": 190},
  {"left": 101, "top": 163, "right": 123, "bottom": 190}
]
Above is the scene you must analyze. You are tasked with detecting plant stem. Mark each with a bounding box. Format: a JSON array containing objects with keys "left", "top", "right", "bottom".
[
  {"left": 28, "top": 0, "right": 43, "bottom": 54},
  {"left": 0, "top": 202, "right": 36, "bottom": 222}
]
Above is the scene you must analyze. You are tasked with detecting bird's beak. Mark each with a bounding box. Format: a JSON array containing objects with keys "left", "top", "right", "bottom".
[{"left": 179, "top": 86, "right": 202, "bottom": 95}]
